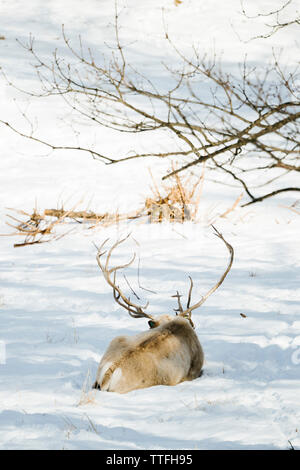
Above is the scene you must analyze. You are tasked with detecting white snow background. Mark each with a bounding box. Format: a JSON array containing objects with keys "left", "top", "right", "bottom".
[{"left": 0, "top": 0, "right": 299, "bottom": 450}]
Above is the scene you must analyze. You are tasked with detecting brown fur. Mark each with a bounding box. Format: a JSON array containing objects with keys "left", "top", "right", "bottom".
[{"left": 94, "top": 315, "right": 204, "bottom": 394}]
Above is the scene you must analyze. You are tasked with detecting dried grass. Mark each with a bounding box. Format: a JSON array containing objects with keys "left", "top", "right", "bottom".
[
  {"left": 2, "top": 206, "right": 75, "bottom": 247},
  {"left": 145, "top": 163, "right": 206, "bottom": 223},
  {"left": 77, "top": 369, "right": 97, "bottom": 407},
  {"left": 2, "top": 164, "right": 246, "bottom": 247}
]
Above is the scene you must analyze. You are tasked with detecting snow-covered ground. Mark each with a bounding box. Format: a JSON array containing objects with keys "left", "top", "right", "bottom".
[{"left": 0, "top": 0, "right": 299, "bottom": 450}]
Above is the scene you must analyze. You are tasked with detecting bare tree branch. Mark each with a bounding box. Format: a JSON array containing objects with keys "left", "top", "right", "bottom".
[
  {"left": 1, "top": 15, "right": 299, "bottom": 206},
  {"left": 240, "top": 0, "right": 300, "bottom": 39}
]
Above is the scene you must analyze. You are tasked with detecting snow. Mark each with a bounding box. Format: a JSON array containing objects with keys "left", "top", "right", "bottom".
[{"left": 0, "top": 0, "right": 299, "bottom": 450}]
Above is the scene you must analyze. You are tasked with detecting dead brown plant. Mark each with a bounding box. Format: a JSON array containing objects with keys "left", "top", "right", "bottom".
[
  {"left": 145, "top": 163, "right": 206, "bottom": 223},
  {"left": 280, "top": 199, "right": 300, "bottom": 215},
  {"left": 2, "top": 206, "right": 75, "bottom": 247},
  {"left": 2, "top": 166, "right": 245, "bottom": 248}
]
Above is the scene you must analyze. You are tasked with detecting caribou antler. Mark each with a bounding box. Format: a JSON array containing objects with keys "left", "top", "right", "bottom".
[
  {"left": 96, "top": 228, "right": 233, "bottom": 328},
  {"left": 96, "top": 235, "right": 154, "bottom": 321},
  {"left": 175, "top": 225, "right": 234, "bottom": 326}
]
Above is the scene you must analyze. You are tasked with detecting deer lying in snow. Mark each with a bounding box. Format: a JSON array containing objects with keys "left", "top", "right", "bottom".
[{"left": 93, "top": 226, "right": 234, "bottom": 394}]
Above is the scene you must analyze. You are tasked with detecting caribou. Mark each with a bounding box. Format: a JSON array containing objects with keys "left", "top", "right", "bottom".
[{"left": 93, "top": 226, "right": 234, "bottom": 393}]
